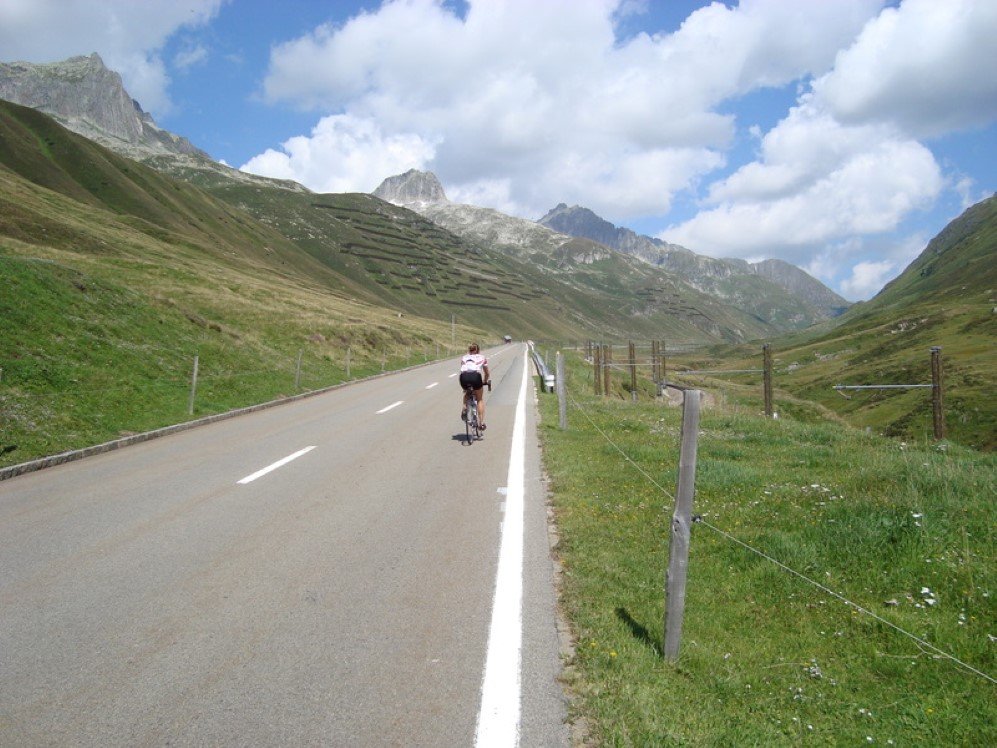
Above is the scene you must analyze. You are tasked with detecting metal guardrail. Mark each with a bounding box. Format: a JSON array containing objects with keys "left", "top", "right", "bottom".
[{"left": 527, "top": 342, "right": 555, "bottom": 393}]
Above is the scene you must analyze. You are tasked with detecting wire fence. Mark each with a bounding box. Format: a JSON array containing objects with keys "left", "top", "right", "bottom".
[
  {"left": 551, "top": 353, "right": 994, "bottom": 685},
  {"left": 563, "top": 387, "right": 994, "bottom": 684}
]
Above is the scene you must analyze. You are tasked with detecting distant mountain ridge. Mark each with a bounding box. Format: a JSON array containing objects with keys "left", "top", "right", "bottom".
[
  {"left": 538, "top": 203, "right": 849, "bottom": 318},
  {"left": 1, "top": 52, "right": 838, "bottom": 338},
  {"left": 374, "top": 170, "right": 844, "bottom": 329}
]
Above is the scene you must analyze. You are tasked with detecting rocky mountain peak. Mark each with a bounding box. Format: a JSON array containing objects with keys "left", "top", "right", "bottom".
[
  {"left": 539, "top": 202, "right": 850, "bottom": 319},
  {"left": 0, "top": 52, "right": 208, "bottom": 159},
  {"left": 540, "top": 204, "right": 619, "bottom": 246},
  {"left": 372, "top": 169, "right": 448, "bottom": 207}
]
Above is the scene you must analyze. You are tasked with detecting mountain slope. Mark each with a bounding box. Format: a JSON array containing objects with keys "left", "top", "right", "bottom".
[
  {"left": 695, "top": 196, "right": 996, "bottom": 450},
  {"left": 202, "top": 167, "right": 779, "bottom": 342},
  {"left": 538, "top": 203, "right": 849, "bottom": 320},
  {"left": 375, "top": 171, "right": 843, "bottom": 332},
  {"left": 1, "top": 55, "right": 814, "bottom": 343},
  {"left": 0, "top": 97, "right": 780, "bottom": 349}
]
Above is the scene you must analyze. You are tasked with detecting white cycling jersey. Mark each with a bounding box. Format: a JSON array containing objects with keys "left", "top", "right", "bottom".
[{"left": 460, "top": 353, "right": 488, "bottom": 373}]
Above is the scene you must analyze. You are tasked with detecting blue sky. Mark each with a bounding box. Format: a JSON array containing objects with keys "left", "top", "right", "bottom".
[{"left": 1, "top": 0, "right": 995, "bottom": 300}]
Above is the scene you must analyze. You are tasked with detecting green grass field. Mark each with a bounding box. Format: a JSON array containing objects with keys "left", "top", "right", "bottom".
[{"left": 538, "top": 350, "right": 995, "bottom": 745}]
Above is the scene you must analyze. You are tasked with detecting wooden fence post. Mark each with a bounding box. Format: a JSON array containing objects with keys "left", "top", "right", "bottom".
[
  {"left": 664, "top": 388, "right": 701, "bottom": 661},
  {"left": 603, "top": 344, "right": 612, "bottom": 397},
  {"left": 556, "top": 351, "right": 567, "bottom": 430},
  {"left": 187, "top": 354, "right": 199, "bottom": 416},
  {"left": 763, "top": 344, "right": 774, "bottom": 417},
  {"left": 593, "top": 345, "right": 602, "bottom": 395},
  {"left": 661, "top": 341, "right": 667, "bottom": 389},
  {"left": 295, "top": 349, "right": 303, "bottom": 390},
  {"left": 931, "top": 346, "right": 946, "bottom": 440},
  {"left": 629, "top": 340, "right": 637, "bottom": 402},
  {"left": 346, "top": 347, "right": 352, "bottom": 379}
]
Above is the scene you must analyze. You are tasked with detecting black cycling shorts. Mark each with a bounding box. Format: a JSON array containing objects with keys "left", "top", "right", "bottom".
[{"left": 459, "top": 371, "right": 484, "bottom": 391}]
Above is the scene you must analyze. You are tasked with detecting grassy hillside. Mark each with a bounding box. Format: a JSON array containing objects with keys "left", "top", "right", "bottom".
[
  {"left": 664, "top": 196, "right": 996, "bottom": 450},
  {"left": 0, "top": 99, "right": 779, "bottom": 468},
  {"left": 538, "top": 353, "right": 995, "bottom": 744},
  {"left": 0, "top": 101, "right": 491, "bottom": 468},
  {"left": 166, "top": 162, "right": 782, "bottom": 344}
]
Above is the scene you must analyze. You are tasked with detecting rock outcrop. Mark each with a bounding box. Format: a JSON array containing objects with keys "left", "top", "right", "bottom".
[{"left": 0, "top": 53, "right": 208, "bottom": 160}]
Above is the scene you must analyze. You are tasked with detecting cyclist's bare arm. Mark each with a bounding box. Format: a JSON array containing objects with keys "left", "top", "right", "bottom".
[{"left": 483, "top": 365, "right": 491, "bottom": 386}]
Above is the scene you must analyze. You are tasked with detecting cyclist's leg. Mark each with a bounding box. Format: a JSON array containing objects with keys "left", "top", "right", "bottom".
[{"left": 474, "top": 386, "right": 485, "bottom": 428}]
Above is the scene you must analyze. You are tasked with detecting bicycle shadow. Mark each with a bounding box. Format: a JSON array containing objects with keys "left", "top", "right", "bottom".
[{"left": 451, "top": 433, "right": 482, "bottom": 445}]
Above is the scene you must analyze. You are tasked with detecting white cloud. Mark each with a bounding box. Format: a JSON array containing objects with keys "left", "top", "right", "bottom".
[
  {"left": 663, "top": 0, "right": 997, "bottom": 267},
  {"left": 174, "top": 43, "right": 209, "bottom": 73},
  {"left": 448, "top": 179, "right": 524, "bottom": 217},
  {"left": 0, "top": 0, "right": 226, "bottom": 116},
  {"left": 240, "top": 114, "right": 437, "bottom": 194},
  {"left": 664, "top": 103, "right": 943, "bottom": 263},
  {"left": 840, "top": 260, "right": 896, "bottom": 300},
  {"left": 254, "top": 0, "right": 882, "bottom": 217},
  {"left": 816, "top": 0, "right": 997, "bottom": 137}
]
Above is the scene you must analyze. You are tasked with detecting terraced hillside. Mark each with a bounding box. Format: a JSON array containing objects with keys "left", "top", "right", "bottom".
[{"left": 178, "top": 166, "right": 783, "bottom": 343}]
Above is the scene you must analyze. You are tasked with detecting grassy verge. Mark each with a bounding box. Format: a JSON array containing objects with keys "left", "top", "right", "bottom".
[
  {"left": 0, "top": 247, "right": 479, "bottom": 469},
  {"left": 538, "top": 351, "right": 995, "bottom": 745}
]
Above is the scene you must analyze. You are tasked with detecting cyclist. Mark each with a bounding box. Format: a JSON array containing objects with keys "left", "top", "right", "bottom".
[{"left": 459, "top": 343, "right": 490, "bottom": 430}]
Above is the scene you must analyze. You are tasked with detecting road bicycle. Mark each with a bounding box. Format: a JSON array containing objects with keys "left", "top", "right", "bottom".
[{"left": 462, "top": 381, "right": 491, "bottom": 445}]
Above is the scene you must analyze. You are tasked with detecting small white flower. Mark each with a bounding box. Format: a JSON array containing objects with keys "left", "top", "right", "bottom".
[{"left": 912, "top": 512, "right": 923, "bottom": 519}]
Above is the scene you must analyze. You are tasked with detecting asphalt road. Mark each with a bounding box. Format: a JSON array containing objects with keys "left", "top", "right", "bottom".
[{"left": 0, "top": 344, "right": 568, "bottom": 747}]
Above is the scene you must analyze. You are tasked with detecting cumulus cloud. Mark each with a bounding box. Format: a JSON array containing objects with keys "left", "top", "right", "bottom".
[
  {"left": 0, "top": 0, "right": 225, "bottom": 116},
  {"left": 816, "top": 0, "right": 997, "bottom": 137},
  {"left": 240, "top": 114, "right": 437, "bottom": 194},
  {"left": 665, "top": 102, "right": 944, "bottom": 262},
  {"left": 662, "top": 0, "right": 996, "bottom": 298},
  {"left": 840, "top": 260, "right": 897, "bottom": 300},
  {"left": 254, "top": 0, "right": 881, "bottom": 219}
]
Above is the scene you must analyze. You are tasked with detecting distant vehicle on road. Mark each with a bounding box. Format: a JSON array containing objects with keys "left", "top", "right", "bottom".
[{"left": 503, "top": 335, "right": 512, "bottom": 343}]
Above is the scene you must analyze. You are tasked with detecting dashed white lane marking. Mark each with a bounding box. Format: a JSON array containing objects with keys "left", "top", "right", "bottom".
[
  {"left": 475, "top": 352, "right": 528, "bottom": 747},
  {"left": 426, "top": 382, "right": 439, "bottom": 389},
  {"left": 448, "top": 373, "right": 459, "bottom": 378},
  {"left": 376, "top": 400, "right": 404, "bottom": 414},
  {"left": 237, "top": 446, "right": 316, "bottom": 485}
]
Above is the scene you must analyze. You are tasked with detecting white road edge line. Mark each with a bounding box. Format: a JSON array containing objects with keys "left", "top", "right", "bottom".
[
  {"left": 237, "top": 446, "right": 316, "bottom": 485},
  {"left": 426, "top": 382, "right": 439, "bottom": 389},
  {"left": 475, "top": 350, "right": 528, "bottom": 747},
  {"left": 376, "top": 400, "right": 404, "bottom": 414}
]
